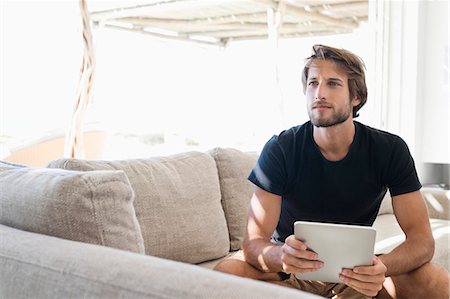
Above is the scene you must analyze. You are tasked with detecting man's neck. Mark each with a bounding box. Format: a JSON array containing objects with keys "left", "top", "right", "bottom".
[{"left": 313, "top": 119, "right": 356, "bottom": 161}]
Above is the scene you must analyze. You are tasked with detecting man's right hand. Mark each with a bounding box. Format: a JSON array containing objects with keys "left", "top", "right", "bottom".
[{"left": 280, "top": 235, "right": 324, "bottom": 274}]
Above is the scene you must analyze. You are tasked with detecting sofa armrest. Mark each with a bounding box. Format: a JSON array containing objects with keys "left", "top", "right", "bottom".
[
  {"left": 421, "top": 187, "right": 450, "bottom": 220},
  {"left": 0, "top": 225, "right": 322, "bottom": 299},
  {"left": 377, "top": 188, "right": 449, "bottom": 220}
]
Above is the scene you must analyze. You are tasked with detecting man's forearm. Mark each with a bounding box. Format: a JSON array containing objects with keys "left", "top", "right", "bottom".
[
  {"left": 379, "top": 234, "right": 434, "bottom": 277},
  {"left": 242, "top": 238, "right": 283, "bottom": 273}
]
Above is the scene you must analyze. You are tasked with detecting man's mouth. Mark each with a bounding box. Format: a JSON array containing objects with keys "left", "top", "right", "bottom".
[{"left": 312, "top": 103, "right": 332, "bottom": 109}]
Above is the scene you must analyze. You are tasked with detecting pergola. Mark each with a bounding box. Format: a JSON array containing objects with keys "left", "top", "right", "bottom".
[{"left": 90, "top": 0, "right": 368, "bottom": 46}]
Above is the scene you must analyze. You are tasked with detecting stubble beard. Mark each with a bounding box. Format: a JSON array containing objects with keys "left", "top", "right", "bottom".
[{"left": 309, "top": 103, "right": 353, "bottom": 128}]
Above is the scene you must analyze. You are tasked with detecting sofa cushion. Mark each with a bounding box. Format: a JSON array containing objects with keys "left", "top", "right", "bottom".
[
  {"left": 0, "top": 167, "right": 144, "bottom": 254},
  {"left": 209, "top": 148, "right": 258, "bottom": 251},
  {"left": 48, "top": 152, "right": 230, "bottom": 264},
  {"left": 378, "top": 191, "right": 394, "bottom": 215}
]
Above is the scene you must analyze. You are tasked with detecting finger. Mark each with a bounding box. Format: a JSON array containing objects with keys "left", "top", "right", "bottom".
[
  {"left": 282, "top": 254, "right": 324, "bottom": 270},
  {"left": 282, "top": 264, "right": 321, "bottom": 274},
  {"left": 341, "top": 269, "right": 385, "bottom": 284},
  {"left": 353, "top": 258, "right": 387, "bottom": 276},
  {"left": 285, "top": 235, "right": 308, "bottom": 250},
  {"left": 282, "top": 244, "right": 320, "bottom": 261}
]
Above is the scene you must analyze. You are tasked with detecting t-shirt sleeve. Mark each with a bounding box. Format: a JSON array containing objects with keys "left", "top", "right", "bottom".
[
  {"left": 248, "top": 136, "right": 287, "bottom": 195},
  {"left": 386, "top": 136, "right": 422, "bottom": 196}
]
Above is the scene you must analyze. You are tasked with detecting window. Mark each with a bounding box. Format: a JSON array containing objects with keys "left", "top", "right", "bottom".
[{"left": 1, "top": 1, "right": 374, "bottom": 160}]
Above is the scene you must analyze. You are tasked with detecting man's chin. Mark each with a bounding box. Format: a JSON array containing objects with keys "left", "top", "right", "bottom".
[
  {"left": 311, "top": 117, "right": 349, "bottom": 128},
  {"left": 312, "top": 121, "right": 337, "bottom": 128}
]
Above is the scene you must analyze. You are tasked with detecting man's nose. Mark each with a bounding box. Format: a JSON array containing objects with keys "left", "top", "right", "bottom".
[{"left": 314, "top": 82, "right": 325, "bottom": 100}]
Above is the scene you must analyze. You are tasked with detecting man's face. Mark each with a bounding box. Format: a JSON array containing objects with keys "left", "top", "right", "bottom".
[{"left": 305, "top": 60, "right": 359, "bottom": 127}]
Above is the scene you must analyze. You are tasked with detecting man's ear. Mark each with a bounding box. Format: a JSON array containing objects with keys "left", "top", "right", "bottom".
[{"left": 352, "top": 96, "right": 361, "bottom": 107}]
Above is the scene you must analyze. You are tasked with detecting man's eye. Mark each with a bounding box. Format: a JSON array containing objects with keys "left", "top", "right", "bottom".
[
  {"left": 329, "top": 81, "right": 339, "bottom": 87},
  {"left": 308, "top": 81, "right": 318, "bottom": 86}
]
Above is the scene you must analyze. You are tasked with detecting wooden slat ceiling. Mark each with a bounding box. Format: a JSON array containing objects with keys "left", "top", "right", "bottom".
[{"left": 89, "top": 0, "right": 368, "bottom": 46}]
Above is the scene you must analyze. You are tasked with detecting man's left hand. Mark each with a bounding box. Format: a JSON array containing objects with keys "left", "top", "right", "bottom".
[{"left": 339, "top": 256, "right": 387, "bottom": 297}]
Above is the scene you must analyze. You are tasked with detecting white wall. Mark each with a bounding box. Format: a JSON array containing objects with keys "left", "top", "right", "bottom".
[
  {"left": 416, "top": 0, "right": 449, "bottom": 165},
  {"left": 378, "top": 0, "right": 449, "bottom": 185},
  {"left": 416, "top": 0, "right": 450, "bottom": 185}
]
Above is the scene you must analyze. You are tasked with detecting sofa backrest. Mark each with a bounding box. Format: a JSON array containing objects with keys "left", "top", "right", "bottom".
[
  {"left": 49, "top": 151, "right": 230, "bottom": 264},
  {"left": 378, "top": 191, "right": 394, "bottom": 215},
  {"left": 209, "top": 148, "right": 258, "bottom": 251},
  {"left": 46, "top": 147, "right": 398, "bottom": 261}
]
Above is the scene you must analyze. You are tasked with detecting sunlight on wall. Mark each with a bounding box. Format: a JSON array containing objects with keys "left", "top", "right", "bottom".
[{"left": 1, "top": 1, "right": 82, "bottom": 156}]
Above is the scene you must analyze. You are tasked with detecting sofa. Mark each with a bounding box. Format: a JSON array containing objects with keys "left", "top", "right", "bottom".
[{"left": 1, "top": 148, "right": 448, "bottom": 298}]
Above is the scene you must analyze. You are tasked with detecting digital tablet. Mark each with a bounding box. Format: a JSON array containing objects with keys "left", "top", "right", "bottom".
[{"left": 293, "top": 221, "right": 376, "bottom": 283}]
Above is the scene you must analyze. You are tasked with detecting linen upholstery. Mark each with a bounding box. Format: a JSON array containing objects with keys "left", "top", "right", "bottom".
[
  {"left": 48, "top": 152, "right": 230, "bottom": 264},
  {"left": 209, "top": 148, "right": 258, "bottom": 251},
  {"left": 378, "top": 191, "right": 394, "bottom": 215},
  {"left": 0, "top": 167, "right": 144, "bottom": 253},
  {"left": 421, "top": 187, "right": 450, "bottom": 220},
  {"left": 0, "top": 225, "right": 322, "bottom": 299},
  {"left": 377, "top": 188, "right": 449, "bottom": 219},
  {"left": 0, "top": 160, "right": 26, "bottom": 168}
]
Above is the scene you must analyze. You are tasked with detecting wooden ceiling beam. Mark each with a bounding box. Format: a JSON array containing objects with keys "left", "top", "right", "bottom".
[
  {"left": 251, "top": 0, "right": 358, "bottom": 29},
  {"left": 304, "top": 0, "right": 368, "bottom": 13},
  {"left": 102, "top": 23, "right": 225, "bottom": 46},
  {"left": 226, "top": 29, "right": 353, "bottom": 42},
  {"left": 184, "top": 22, "right": 339, "bottom": 35},
  {"left": 110, "top": 17, "right": 346, "bottom": 32},
  {"left": 90, "top": 0, "right": 238, "bottom": 22},
  {"left": 192, "top": 25, "right": 348, "bottom": 39},
  {"left": 115, "top": 12, "right": 270, "bottom": 27}
]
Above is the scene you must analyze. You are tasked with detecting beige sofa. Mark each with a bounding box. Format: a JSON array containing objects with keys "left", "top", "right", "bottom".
[{"left": 0, "top": 148, "right": 448, "bottom": 298}]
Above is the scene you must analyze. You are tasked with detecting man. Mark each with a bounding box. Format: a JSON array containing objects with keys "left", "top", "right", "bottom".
[{"left": 214, "top": 44, "right": 449, "bottom": 298}]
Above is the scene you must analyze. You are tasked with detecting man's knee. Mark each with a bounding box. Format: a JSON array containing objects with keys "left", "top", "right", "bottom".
[
  {"left": 386, "top": 263, "right": 449, "bottom": 299},
  {"left": 213, "top": 259, "right": 247, "bottom": 275}
]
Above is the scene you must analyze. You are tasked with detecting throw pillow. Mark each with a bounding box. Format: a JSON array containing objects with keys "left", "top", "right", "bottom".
[{"left": 0, "top": 167, "right": 144, "bottom": 254}]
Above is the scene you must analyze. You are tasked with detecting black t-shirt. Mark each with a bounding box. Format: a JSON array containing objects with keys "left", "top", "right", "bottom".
[{"left": 248, "top": 121, "right": 421, "bottom": 243}]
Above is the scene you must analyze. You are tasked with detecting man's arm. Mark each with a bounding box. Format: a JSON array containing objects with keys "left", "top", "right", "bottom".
[
  {"left": 242, "top": 186, "right": 282, "bottom": 272},
  {"left": 341, "top": 190, "right": 433, "bottom": 296},
  {"left": 242, "top": 186, "right": 322, "bottom": 273},
  {"left": 378, "top": 190, "right": 435, "bottom": 276}
]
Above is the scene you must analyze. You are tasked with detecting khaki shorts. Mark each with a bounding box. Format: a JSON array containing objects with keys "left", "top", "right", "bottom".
[
  {"left": 229, "top": 250, "right": 371, "bottom": 299},
  {"left": 281, "top": 274, "right": 372, "bottom": 299}
]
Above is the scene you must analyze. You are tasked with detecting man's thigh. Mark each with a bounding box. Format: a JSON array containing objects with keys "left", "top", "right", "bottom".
[
  {"left": 277, "top": 274, "right": 371, "bottom": 299},
  {"left": 217, "top": 250, "right": 371, "bottom": 298}
]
